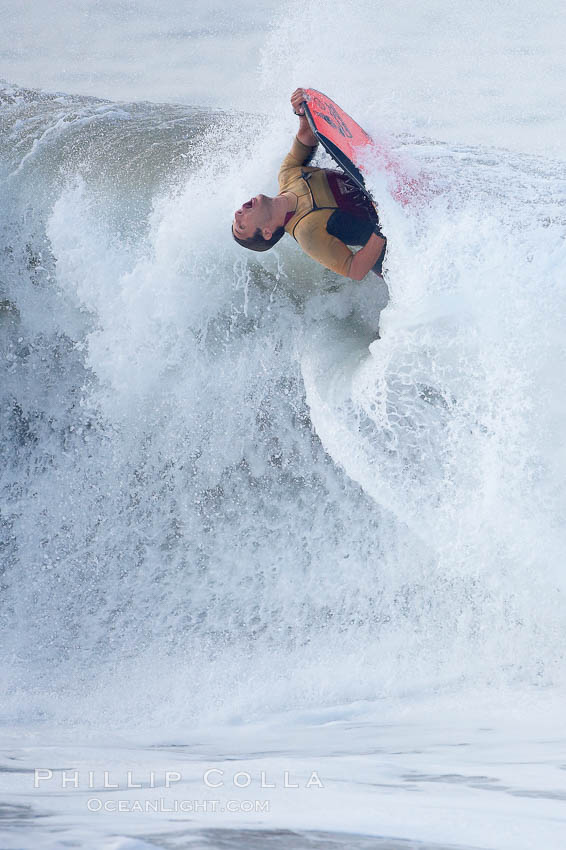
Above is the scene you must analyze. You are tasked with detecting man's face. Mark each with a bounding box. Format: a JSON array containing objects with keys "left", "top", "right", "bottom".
[{"left": 232, "top": 194, "right": 270, "bottom": 239}]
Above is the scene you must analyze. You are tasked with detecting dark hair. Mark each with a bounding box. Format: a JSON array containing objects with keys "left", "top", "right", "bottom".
[{"left": 232, "top": 225, "right": 285, "bottom": 253}]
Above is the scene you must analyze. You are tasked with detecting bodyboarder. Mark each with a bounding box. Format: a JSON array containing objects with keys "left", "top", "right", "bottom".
[{"left": 232, "top": 88, "right": 387, "bottom": 281}]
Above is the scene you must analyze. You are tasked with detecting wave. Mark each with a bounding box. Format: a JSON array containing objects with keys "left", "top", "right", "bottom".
[{"left": 1, "top": 82, "right": 566, "bottom": 729}]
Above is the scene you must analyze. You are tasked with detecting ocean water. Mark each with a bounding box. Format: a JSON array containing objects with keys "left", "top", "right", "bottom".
[{"left": 1, "top": 1, "right": 566, "bottom": 849}]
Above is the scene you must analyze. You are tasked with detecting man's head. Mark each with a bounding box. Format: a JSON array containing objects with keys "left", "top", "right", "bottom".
[{"left": 232, "top": 194, "right": 285, "bottom": 253}]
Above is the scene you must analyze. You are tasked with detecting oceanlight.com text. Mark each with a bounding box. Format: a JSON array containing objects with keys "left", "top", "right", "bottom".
[{"left": 87, "top": 798, "right": 270, "bottom": 814}]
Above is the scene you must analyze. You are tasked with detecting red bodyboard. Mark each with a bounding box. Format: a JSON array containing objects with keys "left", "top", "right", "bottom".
[{"left": 303, "top": 88, "right": 419, "bottom": 206}]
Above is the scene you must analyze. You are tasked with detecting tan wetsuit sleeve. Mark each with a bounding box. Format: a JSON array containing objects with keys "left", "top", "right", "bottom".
[
  {"left": 296, "top": 217, "right": 354, "bottom": 277},
  {"left": 278, "top": 137, "right": 317, "bottom": 188}
]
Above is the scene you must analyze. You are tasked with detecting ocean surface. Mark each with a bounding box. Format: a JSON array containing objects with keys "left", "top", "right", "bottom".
[{"left": 1, "top": 1, "right": 566, "bottom": 848}]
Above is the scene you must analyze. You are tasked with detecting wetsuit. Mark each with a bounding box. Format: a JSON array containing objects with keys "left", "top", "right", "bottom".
[{"left": 279, "top": 137, "right": 386, "bottom": 277}]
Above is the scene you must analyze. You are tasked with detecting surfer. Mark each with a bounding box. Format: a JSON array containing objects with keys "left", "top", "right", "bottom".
[{"left": 232, "top": 88, "right": 386, "bottom": 281}]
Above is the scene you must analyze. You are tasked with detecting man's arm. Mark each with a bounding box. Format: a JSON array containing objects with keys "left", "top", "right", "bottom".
[
  {"left": 290, "top": 88, "right": 318, "bottom": 148},
  {"left": 278, "top": 90, "right": 318, "bottom": 187},
  {"left": 297, "top": 218, "right": 386, "bottom": 280},
  {"left": 349, "top": 233, "right": 386, "bottom": 281}
]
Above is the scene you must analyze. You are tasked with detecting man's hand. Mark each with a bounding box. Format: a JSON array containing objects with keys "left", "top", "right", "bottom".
[
  {"left": 291, "top": 88, "right": 318, "bottom": 148},
  {"left": 291, "top": 88, "right": 308, "bottom": 116}
]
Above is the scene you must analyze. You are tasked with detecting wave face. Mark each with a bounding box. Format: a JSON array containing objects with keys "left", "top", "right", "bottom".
[{"left": 1, "top": 1, "right": 566, "bottom": 731}]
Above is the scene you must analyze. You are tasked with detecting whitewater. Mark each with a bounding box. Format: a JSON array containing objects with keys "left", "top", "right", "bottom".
[{"left": 1, "top": 1, "right": 566, "bottom": 848}]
